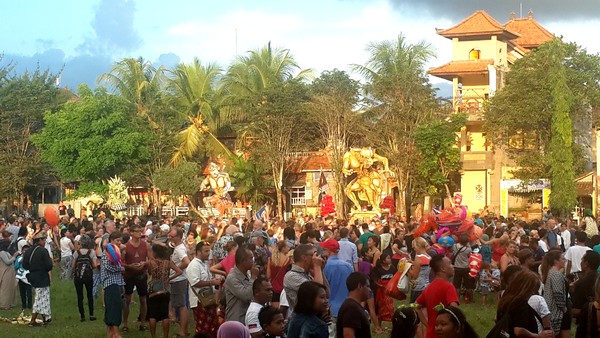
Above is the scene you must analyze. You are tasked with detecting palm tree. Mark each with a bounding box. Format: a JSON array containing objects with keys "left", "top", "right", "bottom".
[
  {"left": 352, "top": 34, "right": 439, "bottom": 216},
  {"left": 97, "top": 57, "right": 164, "bottom": 128},
  {"left": 166, "top": 58, "right": 233, "bottom": 164},
  {"left": 221, "top": 42, "right": 313, "bottom": 99},
  {"left": 228, "top": 155, "right": 273, "bottom": 206},
  {"left": 218, "top": 43, "right": 313, "bottom": 218}
]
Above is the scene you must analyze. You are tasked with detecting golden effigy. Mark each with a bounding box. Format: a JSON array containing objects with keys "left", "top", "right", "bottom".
[
  {"left": 200, "top": 162, "right": 233, "bottom": 216},
  {"left": 342, "top": 147, "right": 391, "bottom": 213}
]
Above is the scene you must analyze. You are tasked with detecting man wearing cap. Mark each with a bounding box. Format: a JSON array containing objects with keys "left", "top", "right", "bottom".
[
  {"left": 321, "top": 238, "right": 353, "bottom": 338},
  {"left": 23, "top": 231, "right": 53, "bottom": 326}
]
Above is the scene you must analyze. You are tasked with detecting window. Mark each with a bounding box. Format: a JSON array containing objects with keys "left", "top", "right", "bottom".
[
  {"left": 469, "top": 49, "right": 480, "bottom": 60},
  {"left": 291, "top": 187, "right": 306, "bottom": 205}
]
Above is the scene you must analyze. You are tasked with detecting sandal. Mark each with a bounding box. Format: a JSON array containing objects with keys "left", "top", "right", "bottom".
[
  {"left": 28, "top": 322, "right": 42, "bottom": 327},
  {"left": 139, "top": 325, "right": 148, "bottom": 331},
  {"left": 122, "top": 326, "right": 129, "bottom": 332}
]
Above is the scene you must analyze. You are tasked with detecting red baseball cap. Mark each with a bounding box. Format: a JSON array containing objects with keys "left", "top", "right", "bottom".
[{"left": 319, "top": 238, "right": 340, "bottom": 252}]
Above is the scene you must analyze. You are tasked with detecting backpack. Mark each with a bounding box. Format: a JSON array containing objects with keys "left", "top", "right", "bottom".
[
  {"left": 8, "top": 237, "right": 23, "bottom": 255},
  {"left": 74, "top": 250, "right": 93, "bottom": 282}
]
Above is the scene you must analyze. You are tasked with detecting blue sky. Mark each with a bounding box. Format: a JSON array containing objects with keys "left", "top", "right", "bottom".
[{"left": 1, "top": 0, "right": 599, "bottom": 95}]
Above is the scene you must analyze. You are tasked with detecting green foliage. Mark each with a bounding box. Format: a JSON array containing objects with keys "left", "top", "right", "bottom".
[
  {"left": 415, "top": 114, "right": 466, "bottom": 196},
  {"left": 547, "top": 47, "right": 577, "bottom": 216},
  {"left": 486, "top": 38, "right": 600, "bottom": 179},
  {"left": 228, "top": 155, "right": 273, "bottom": 206},
  {"left": 308, "top": 69, "right": 362, "bottom": 216},
  {"left": 353, "top": 34, "right": 441, "bottom": 213},
  {"left": 152, "top": 161, "right": 202, "bottom": 196},
  {"left": 0, "top": 66, "right": 68, "bottom": 200},
  {"left": 66, "top": 181, "right": 109, "bottom": 200},
  {"left": 32, "top": 85, "right": 151, "bottom": 182}
]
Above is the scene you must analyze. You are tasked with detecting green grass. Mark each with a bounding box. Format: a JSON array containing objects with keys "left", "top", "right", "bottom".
[{"left": 0, "top": 268, "right": 499, "bottom": 338}]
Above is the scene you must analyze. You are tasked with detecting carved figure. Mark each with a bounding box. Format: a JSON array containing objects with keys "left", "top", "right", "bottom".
[
  {"left": 342, "top": 147, "right": 391, "bottom": 212},
  {"left": 200, "top": 162, "right": 233, "bottom": 215}
]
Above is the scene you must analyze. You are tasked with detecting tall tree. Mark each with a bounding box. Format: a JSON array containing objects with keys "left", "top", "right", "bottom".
[
  {"left": 32, "top": 85, "right": 151, "bottom": 183},
  {"left": 98, "top": 57, "right": 164, "bottom": 128},
  {"left": 166, "top": 59, "right": 233, "bottom": 164},
  {"left": 222, "top": 42, "right": 313, "bottom": 100},
  {"left": 308, "top": 69, "right": 362, "bottom": 217},
  {"left": 246, "top": 81, "right": 312, "bottom": 217},
  {"left": 486, "top": 39, "right": 600, "bottom": 181},
  {"left": 547, "top": 45, "right": 577, "bottom": 216},
  {"left": 353, "top": 34, "right": 440, "bottom": 216},
  {"left": 0, "top": 67, "right": 68, "bottom": 207},
  {"left": 222, "top": 43, "right": 313, "bottom": 216},
  {"left": 414, "top": 114, "right": 466, "bottom": 200}
]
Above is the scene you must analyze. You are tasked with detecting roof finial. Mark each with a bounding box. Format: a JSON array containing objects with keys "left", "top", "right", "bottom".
[
  {"left": 510, "top": 12, "right": 516, "bottom": 20},
  {"left": 528, "top": 10, "right": 534, "bottom": 19}
]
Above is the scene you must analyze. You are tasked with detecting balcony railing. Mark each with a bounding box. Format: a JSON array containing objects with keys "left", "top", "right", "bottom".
[{"left": 291, "top": 197, "right": 306, "bottom": 205}]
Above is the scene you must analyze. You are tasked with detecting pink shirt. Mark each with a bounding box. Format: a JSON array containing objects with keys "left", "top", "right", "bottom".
[{"left": 221, "top": 253, "right": 235, "bottom": 274}]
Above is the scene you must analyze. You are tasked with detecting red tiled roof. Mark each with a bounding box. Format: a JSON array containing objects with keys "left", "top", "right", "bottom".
[
  {"left": 437, "top": 10, "right": 519, "bottom": 40},
  {"left": 287, "top": 151, "right": 332, "bottom": 174},
  {"left": 428, "top": 59, "right": 494, "bottom": 81},
  {"left": 505, "top": 17, "right": 553, "bottom": 50}
]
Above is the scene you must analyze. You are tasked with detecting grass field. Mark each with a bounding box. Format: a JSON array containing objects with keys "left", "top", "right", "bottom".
[{"left": 0, "top": 269, "right": 500, "bottom": 338}]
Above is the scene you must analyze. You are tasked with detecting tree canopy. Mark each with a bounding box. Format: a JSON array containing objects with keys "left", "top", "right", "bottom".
[
  {"left": 32, "top": 85, "right": 151, "bottom": 183},
  {"left": 0, "top": 67, "right": 68, "bottom": 201}
]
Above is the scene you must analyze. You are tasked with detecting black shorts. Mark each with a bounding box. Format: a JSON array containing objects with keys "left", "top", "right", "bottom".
[
  {"left": 104, "top": 284, "right": 124, "bottom": 327},
  {"left": 124, "top": 274, "right": 148, "bottom": 296},
  {"left": 147, "top": 293, "right": 170, "bottom": 321},
  {"left": 560, "top": 307, "right": 572, "bottom": 330}
]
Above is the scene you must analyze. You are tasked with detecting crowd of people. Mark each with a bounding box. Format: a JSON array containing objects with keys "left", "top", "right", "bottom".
[{"left": 1, "top": 208, "right": 600, "bottom": 338}]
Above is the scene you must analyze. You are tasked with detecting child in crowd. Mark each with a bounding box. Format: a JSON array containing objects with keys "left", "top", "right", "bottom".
[
  {"left": 258, "top": 306, "right": 285, "bottom": 338},
  {"left": 479, "top": 261, "right": 493, "bottom": 305}
]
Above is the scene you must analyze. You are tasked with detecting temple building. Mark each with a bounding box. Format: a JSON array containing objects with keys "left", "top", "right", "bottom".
[{"left": 428, "top": 10, "right": 554, "bottom": 218}]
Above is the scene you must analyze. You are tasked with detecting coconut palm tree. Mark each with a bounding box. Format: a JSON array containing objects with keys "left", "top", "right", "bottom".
[
  {"left": 221, "top": 42, "right": 313, "bottom": 100},
  {"left": 166, "top": 58, "right": 234, "bottom": 164},
  {"left": 352, "top": 34, "right": 439, "bottom": 216},
  {"left": 97, "top": 57, "right": 164, "bottom": 128}
]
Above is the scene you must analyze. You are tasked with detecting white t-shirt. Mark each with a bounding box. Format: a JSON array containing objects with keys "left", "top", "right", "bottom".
[
  {"left": 186, "top": 258, "right": 213, "bottom": 308},
  {"left": 170, "top": 243, "right": 188, "bottom": 282},
  {"left": 565, "top": 245, "right": 592, "bottom": 274},
  {"left": 538, "top": 240, "right": 548, "bottom": 253},
  {"left": 60, "top": 236, "right": 73, "bottom": 258},
  {"left": 245, "top": 301, "right": 264, "bottom": 333},
  {"left": 528, "top": 294, "right": 550, "bottom": 333},
  {"left": 45, "top": 235, "right": 54, "bottom": 259},
  {"left": 560, "top": 230, "right": 572, "bottom": 250},
  {"left": 17, "top": 238, "right": 28, "bottom": 254}
]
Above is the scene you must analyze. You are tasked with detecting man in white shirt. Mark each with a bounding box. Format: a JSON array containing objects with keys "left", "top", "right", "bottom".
[
  {"left": 59, "top": 228, "right": 74, "bottom": 280},
  {"left": 565, "top": 231, "right": 592, "bottom": 277},
  {"left": 187, "top": 241, "right": 222, "bottom": 337},
  {"left": 168, "top": 227, "right": 190, "bottom": 338},
  {"left": 245, "top": 277, "right": 273, "bottom": 338},
  {"left": 560, "top": 223, "right": 571, "bottom": 251}
]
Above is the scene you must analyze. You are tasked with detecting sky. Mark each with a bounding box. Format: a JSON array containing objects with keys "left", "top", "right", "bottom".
[{"left": 1, "top": 0, "right": 599, "bottom": 97}]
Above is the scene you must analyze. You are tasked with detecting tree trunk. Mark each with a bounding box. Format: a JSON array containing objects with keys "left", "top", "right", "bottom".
[{"left": 395, "top": 169, "right": 407, "bottom": 217}]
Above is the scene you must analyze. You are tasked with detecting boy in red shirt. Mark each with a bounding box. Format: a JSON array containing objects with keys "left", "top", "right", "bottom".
[{"left": 416, "top": 254, "right": 459, "bottom": 338}]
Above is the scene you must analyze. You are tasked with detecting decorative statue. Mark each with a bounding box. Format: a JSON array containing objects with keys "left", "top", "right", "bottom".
[
  {"left": 342, "top": 147, "right": 391, "bottom": 212},
  {"left": 200, "top": 162, "right": 234, "bottom": 216}
]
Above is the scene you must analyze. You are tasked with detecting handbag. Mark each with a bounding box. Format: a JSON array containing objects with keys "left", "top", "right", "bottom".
[
  {"left": 191, "top": 286, "right": 217, "bottom": 308},
  {"left": 148, "top": 279, "right": 167, "bottom": 295}
]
